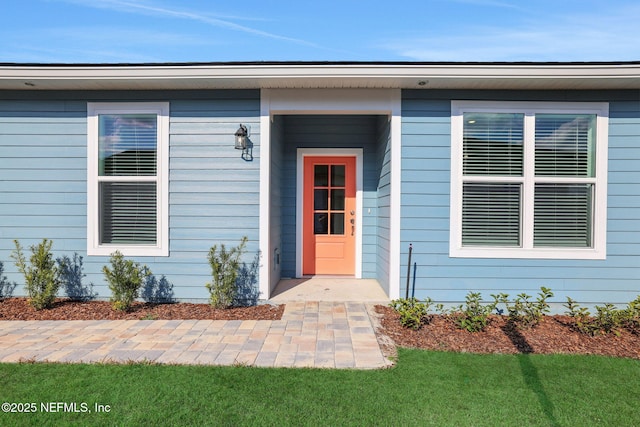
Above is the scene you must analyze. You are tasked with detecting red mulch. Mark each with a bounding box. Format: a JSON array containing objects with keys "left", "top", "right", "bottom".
[
  {"left": 0, "top": 298, "right": 283, "bottom": 321},
  {"left": 376, "top": 305, "right": 640, "bottom": 360}
]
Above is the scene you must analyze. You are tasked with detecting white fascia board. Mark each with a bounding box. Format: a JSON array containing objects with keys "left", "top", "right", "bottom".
[
  {"left": 2, "top": 63, "right": 640, "bottom": 90},
  {"left": 4, "top": 62, "right": 640, "bottom": 78}
]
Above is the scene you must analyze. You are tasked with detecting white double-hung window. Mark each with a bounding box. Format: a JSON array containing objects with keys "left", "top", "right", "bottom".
[
  {"left": 87, "top": 102, "right": 169, "bottom": 256},
  {"left": 450, "top": 101, "right": 608, "bottom": 259}
]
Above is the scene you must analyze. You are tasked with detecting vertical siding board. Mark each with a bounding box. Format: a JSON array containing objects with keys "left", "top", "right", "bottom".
[
  {"left": 0, "top": 90, "right": 260, "bottom": 301},
  {"left": 401, "top": 90, "right": 640, "bottom": 306}
]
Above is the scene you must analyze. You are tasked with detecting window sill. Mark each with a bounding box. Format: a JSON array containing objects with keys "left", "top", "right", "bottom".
[
  {"left": 449, "top": 246, "right": 606, "bottom": 260},
  {"left": 87, "top": 245, "right": 169, "bottom": 257}
]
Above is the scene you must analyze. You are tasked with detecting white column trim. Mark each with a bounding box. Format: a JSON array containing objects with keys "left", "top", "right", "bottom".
[
  {"left": 388, "top": 95, "right": 402, "bottom": 300},
  {"left": 258, "top": 91, "right": 271, "bottom": 300}
]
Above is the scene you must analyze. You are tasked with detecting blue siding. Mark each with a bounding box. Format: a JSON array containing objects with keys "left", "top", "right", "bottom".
[
  {"left": 0, "top": 90, "right": 260, "bottom": 301},
  {"left": 400, "top": 89, "right": 640, "bottom": 307}
]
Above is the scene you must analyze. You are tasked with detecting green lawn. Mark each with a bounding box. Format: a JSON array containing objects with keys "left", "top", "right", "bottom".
[{"left": 1, "top": 349, "right": 639, "bottom": 426}]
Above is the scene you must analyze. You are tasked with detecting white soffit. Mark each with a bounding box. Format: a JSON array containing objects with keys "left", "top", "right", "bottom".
[{"left": 1, "top": 62, "right": 640, "bottom": 90}]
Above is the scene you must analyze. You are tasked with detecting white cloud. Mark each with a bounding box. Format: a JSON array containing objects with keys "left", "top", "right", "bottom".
[
  {"left": 3, "top": 26, "right": 221, "bottom": 63},
  {"left": 382, "top": 5, "right": 640, "bottom": 61},
  {"left": 55, "top": 0, "right": 318, "bottom": 47}
]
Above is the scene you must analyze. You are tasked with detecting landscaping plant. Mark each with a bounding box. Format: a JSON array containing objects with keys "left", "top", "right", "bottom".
[
  {"left": 206, "top": 236, "right": 248, "bottom": 309},
  {"left": 451, "top": 291, "right": 498, "bottom": 332},
  {"left": 564, "top": 297, "right": 631, "bottom": 336},
  {"left": 11, "top": 239, "right": 61, "bottom": 310},
  {"left": 390, "top": 297, "right": 433, "bottom": 330},
  {"left": 496, "top": 287, "right": 554, "bottom": 328},
  {"left": 103, "top": 251, "right": 151, "bottom": 311},
  {"left": 623, "top": 295, "right": 640, "bottom": 334}
]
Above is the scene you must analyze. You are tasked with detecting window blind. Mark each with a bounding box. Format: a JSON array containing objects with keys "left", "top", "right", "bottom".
[
  {"left": 534, "top": 184, "right": 592, "bottom": 247},
  {"left": 462, "top": 183, "right": 521, "bottom": 246},
  {"left": 535, "top": 114, "right": 595, "bottom": 177},
  {"left": 100, "top": 182, "right": 157, "bottom": 244},
  {"left": 463, "top": 113, "right": 524, "bottom": 176},
  {"left": 99, "top": 114, "right": 157, "bottom": 176}
]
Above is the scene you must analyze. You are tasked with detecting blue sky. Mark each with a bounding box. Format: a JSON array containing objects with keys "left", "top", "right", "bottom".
[{"left": 2, "top": 0, "right": 640, "bottom": 63}]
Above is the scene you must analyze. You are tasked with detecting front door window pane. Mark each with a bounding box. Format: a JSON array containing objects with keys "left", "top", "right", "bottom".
[
  {"left": 314, "top": 189, "right": 328, "bottom": 210},
  {"left": 314, "top": 165, "right": 328, "bottom": 186},
  {"left": 330, "top": 213, "right": 345, "bottom": 235},
  {"left": 331, "top": 165, "right": 345, "bottom": 186},
  {"left": 314, "top": 213, "right": 328, "bottom": 234},
  {"left": 330, "top": 189, "right": 345, "bottom": 210}
]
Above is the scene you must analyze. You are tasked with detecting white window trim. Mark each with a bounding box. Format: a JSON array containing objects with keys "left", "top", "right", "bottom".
[
  {"left": 450, "top": 101, "right": 608, "bottom": 260},
  {"left": 87, "top": 102, "right": 169, "bottom": 257}
]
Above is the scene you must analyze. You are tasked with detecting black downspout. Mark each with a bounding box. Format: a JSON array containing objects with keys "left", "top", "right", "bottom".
[{"left": 405, "top": 243, "right": 413, "bottom": 299}]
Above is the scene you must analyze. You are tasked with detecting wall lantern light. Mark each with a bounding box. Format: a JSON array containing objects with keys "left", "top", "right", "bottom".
[{"left": 234, "top": 124, "right": 248, "bottom": 150}]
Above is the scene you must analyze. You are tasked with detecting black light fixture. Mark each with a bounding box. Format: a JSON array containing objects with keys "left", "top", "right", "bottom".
[{"left": 234, "top": 124, "right": 248, "bottom": 150}]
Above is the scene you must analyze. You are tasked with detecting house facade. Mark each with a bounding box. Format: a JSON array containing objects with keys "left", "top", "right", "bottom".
[{"left": 1, "top": 62, "right": 639, "bottom": 305}]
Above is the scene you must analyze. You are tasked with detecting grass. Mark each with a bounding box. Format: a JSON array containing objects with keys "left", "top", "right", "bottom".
[{"left": 1, "top": 349, "right": 639, "bottom": 426}]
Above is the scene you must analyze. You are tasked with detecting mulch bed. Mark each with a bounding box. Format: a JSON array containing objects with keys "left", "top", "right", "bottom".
[
  {"left": 0, "top": 298, "right": 284, "bottom": 321},
  {"left": 376, "top": 305, "right": 640, "bottom": 360}
]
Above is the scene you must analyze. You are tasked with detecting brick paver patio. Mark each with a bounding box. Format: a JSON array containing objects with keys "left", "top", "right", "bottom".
[{"left": 0, "top": 302, "right": 393, "bottom": 369}]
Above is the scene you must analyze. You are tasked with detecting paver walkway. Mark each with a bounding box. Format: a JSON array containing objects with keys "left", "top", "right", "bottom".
[{"left": 0, "top": 302, "right": 394, "bottom": 369}]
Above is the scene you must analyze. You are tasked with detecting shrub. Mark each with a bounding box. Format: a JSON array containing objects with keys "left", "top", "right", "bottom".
[
  {"left": 11, "top": 239, "right": 61, "bottom": 310},
  {"left": 103, "top": 251, "right": 151, "bottom": 311},
  {"left": 564, "top": 297, "right": 593, "bottom": 334},
  {"left": 623, "top": 296, "right": 640, "bottom": 334},
  {"left": 497, "top": 287, "right": 554, "bottom": 328},
  {"left": 205, "top": 236, "right": 248, "bottom": 309},
  {"left": 451, "top": 292, "right": 497, "bottom": 333},
  {"left": 390, "top": 297, "right": 432, "bottom": 330},
  {"left": 564, "top": 298, "right": 628, "bottom": 336}
]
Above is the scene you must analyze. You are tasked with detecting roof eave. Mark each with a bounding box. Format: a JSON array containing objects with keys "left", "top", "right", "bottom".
[{"left": 1, "top": 62, "right": 640, "bottom": 90}]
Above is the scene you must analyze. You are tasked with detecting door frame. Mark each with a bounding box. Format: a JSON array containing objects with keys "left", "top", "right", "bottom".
[{"left": 296, "top": 148, "right": 363, "bottom": 278}]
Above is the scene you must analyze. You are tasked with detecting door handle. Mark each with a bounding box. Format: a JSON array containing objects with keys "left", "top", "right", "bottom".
[{"left": 350, "top": 218, "right": 355, "bottom": 236}]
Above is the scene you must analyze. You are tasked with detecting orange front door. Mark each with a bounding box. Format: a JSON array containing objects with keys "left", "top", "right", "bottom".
[{"left": 303, "top": 156, "right": 356, "bottom": 275}]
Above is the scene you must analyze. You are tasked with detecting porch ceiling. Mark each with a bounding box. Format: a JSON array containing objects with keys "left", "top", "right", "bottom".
[{"left": 1, "top": 62, "right": 640, "bottom": 91}]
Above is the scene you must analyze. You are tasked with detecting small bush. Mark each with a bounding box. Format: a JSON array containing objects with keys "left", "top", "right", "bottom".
[
  {"left": 103, "top": 251, "right": 151, "bottom": 311},
  {"left": 390, "top": 297, "right": 432, "bottom": 330},
  {"left": 205, "top": 236, "right": 248, "bottom": 309},
  {"left": 623, "top": 296, "right": 640, "bottom": 334},
  {"left": 11, "top": 239, "right": 61, "bottom": 310},
  {"left": 564, "top": 298, "right": 628, "bottom": 336},
  {"left": 451, "top": 292, "right": 497, "bottom": 333},
  {"left": 497, "top": 287, "right": 553, "bottom": 328}
]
